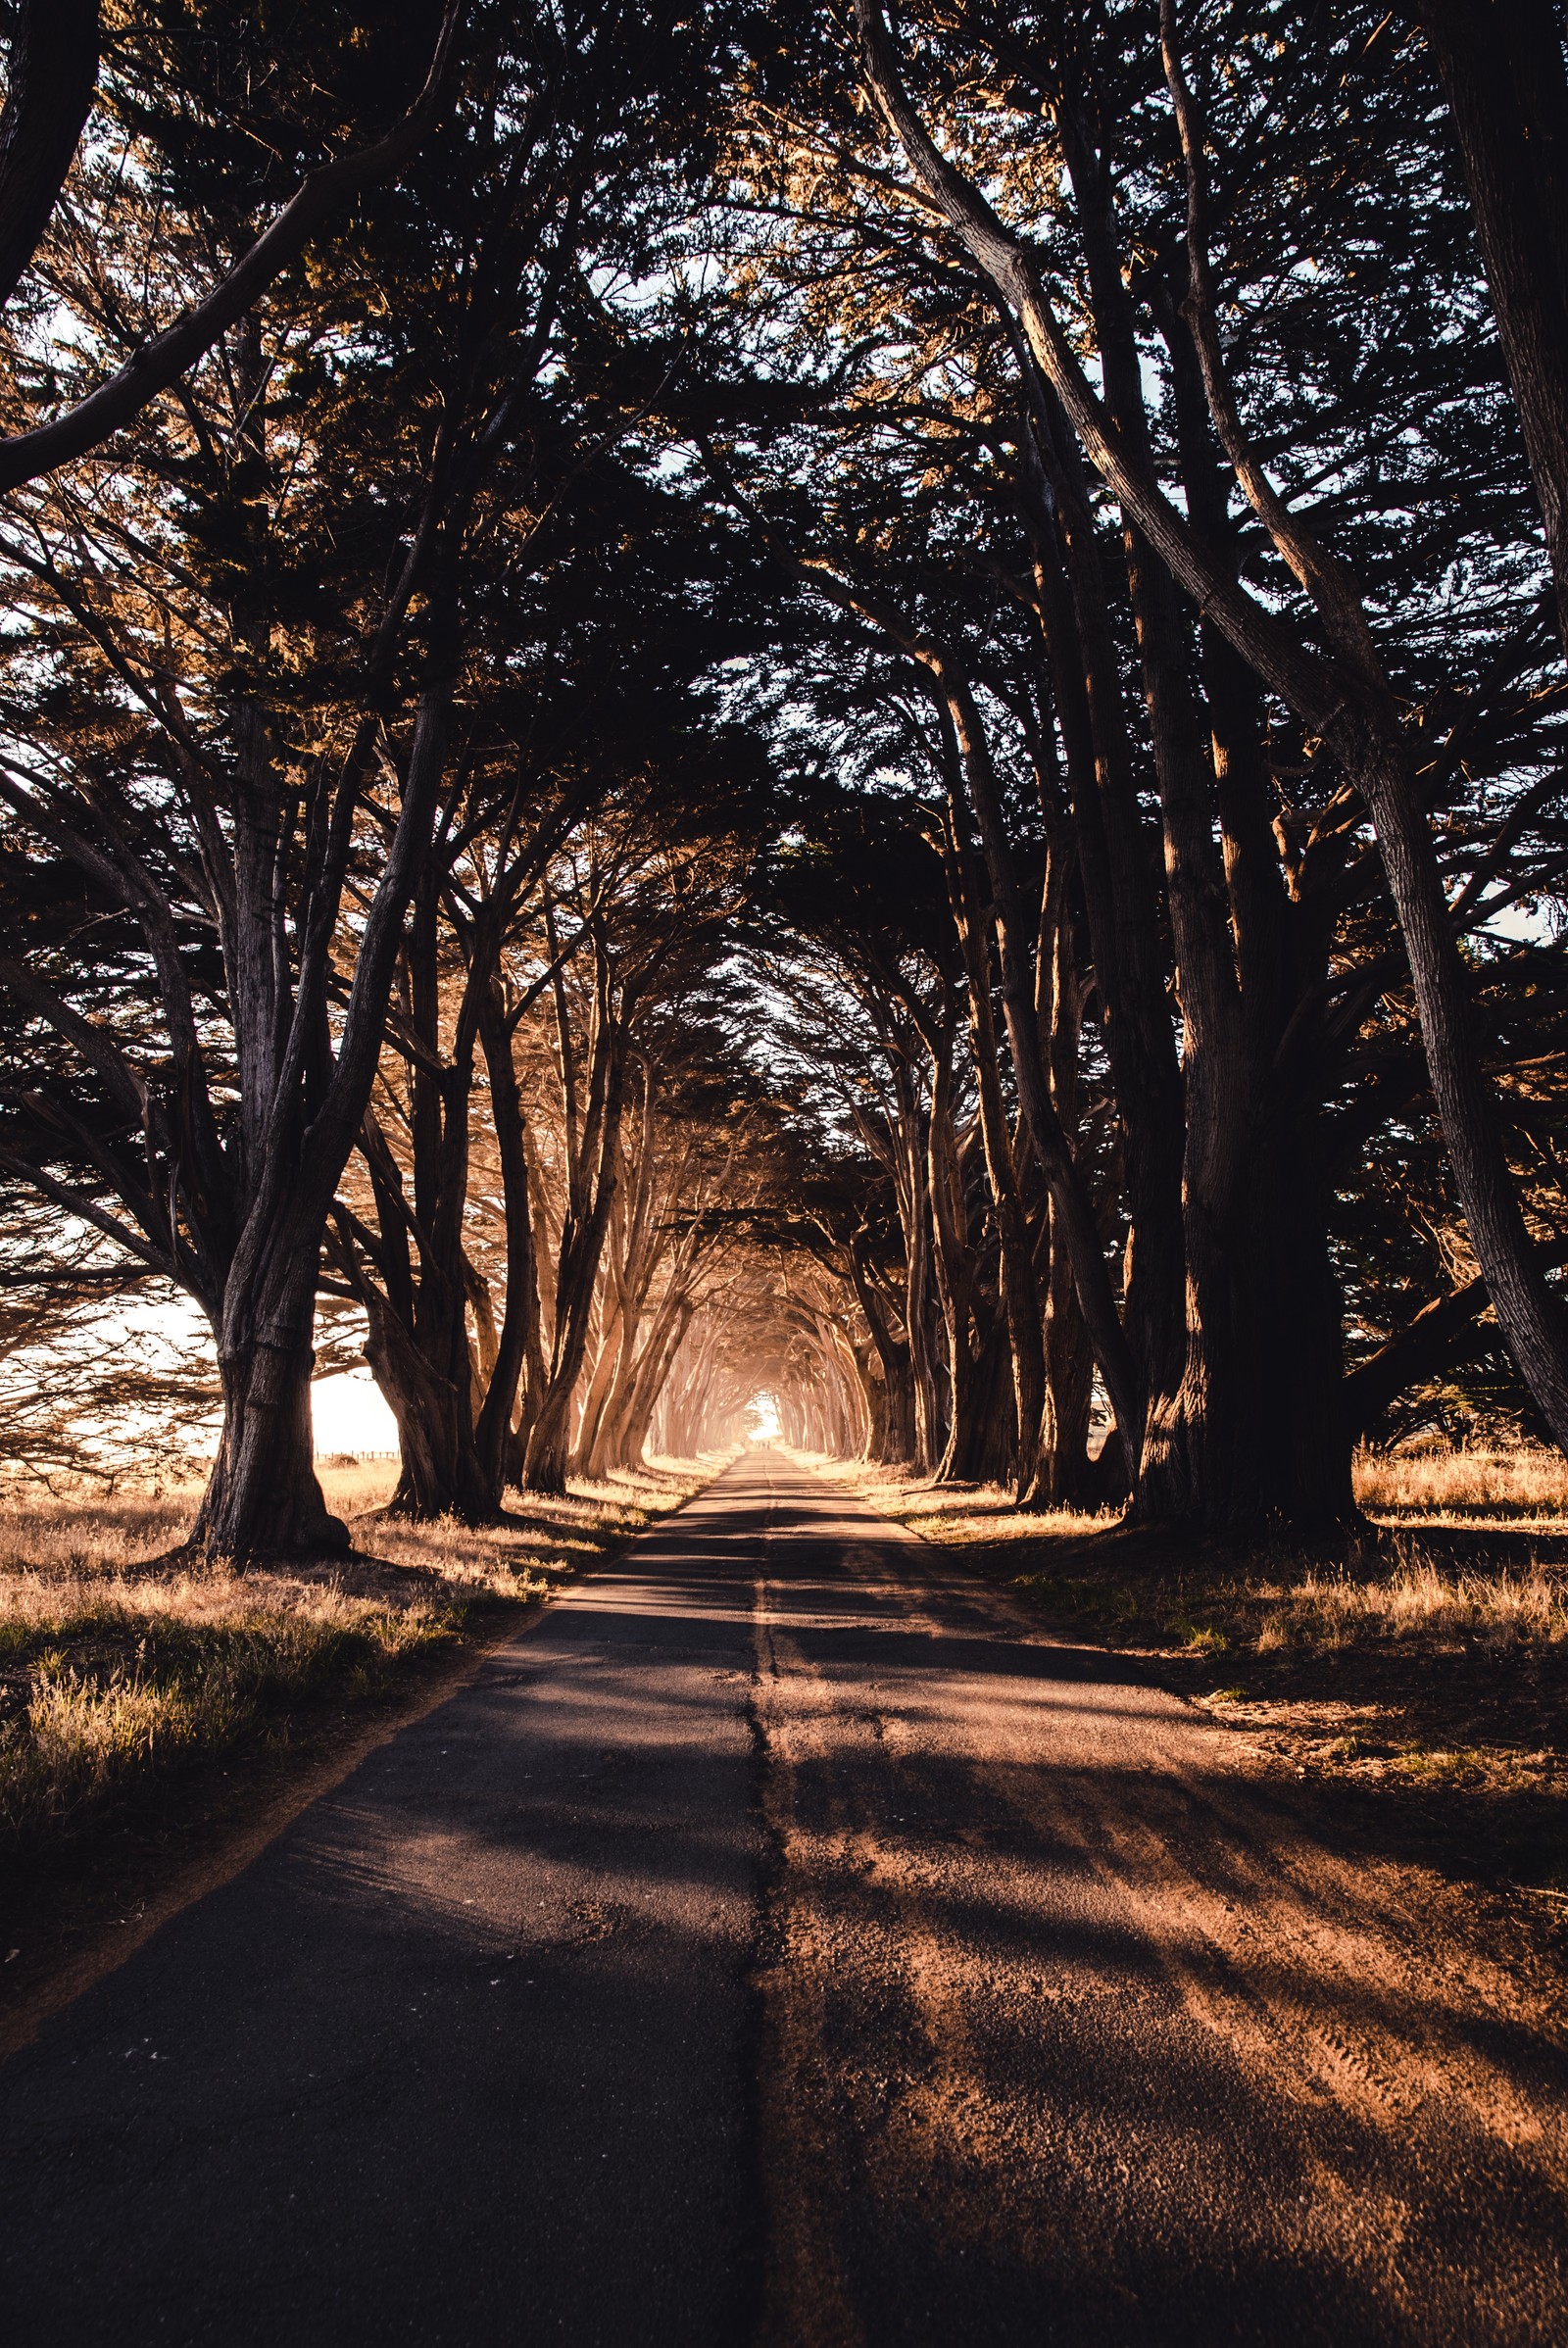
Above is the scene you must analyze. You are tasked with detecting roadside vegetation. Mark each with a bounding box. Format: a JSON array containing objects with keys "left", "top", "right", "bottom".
[
  {"left": 0, "top": 1457, "right": 712, "bottom": 1864},
  {"left": 833, "top": 1445, "right": 1568, "bottom": 1892}
]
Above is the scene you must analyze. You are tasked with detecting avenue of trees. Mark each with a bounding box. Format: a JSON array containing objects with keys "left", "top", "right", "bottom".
[{"left": 0, "top": 0, "right": 1565, "bottom": 1552}]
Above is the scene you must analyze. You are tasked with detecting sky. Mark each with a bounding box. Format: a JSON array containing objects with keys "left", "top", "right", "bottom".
[
  {"left": 24, "top": 1272, "right": 780, "bottom": 1468},
  {"left": 312, "top": 1366, "right": 399, "bottom": 1455}
]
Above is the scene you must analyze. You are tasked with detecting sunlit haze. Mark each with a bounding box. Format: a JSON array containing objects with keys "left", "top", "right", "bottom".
[{"left": 746, "top": 1394, "right": 781, "bottom": 1443}]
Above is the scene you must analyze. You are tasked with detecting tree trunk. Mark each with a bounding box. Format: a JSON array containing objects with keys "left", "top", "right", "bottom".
[
  {"left": 922, "top": 1016, "right": 987, "bottom": 1482},
  {"left": 1358, "top": 747, "right": 1568, "bottom": 1444},
  {"left": 474, "top": 985, "right": 544, "bottom": 1502},
  {"left": 364, "top": 1294, "right": 495, "bottom": 1523},
  {"left": 522, "top": 1057, "right": 626, "bottom": 1492},
  {"left": 608, "top": 1297, "right": 693, "bottom": 1472},
  {"left": 1020, "top": 394, "right": 1188, "bottom": 1437},
  {"left": 899, "top": 1112, "right": 942, "bottom": 1472},
  {"left": 0, "top": 0, "right": 101, "bottom": 314},
  {"left": 1415, "top": 0, "right": 1568, "bottom": 653},
  {"left": 1037, "top": 845, "right": 1098, "bottom": 1506},
  {"left": 942, "top": 800, "right": 1051, "bottom": 1498},
  {"left": 192, "top": 1248, "right": 347, "bottom": 1559},
  {"left": 847, "top": 1244, "right": 916, "bottom": 1464}
]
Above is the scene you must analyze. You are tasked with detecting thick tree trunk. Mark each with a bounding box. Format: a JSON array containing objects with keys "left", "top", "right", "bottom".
[
  {"left": 880, "top": 1346, "right": 916, "bottom": 1463},
  {"left": 1045, "top": 1221, "right": 1097, "bottom": 1505},
  {"left": 849, "top": 1254, "right": 916, "bottom": 1466},
  {"left": 522, "top": 1381, "right": 576, "bottom": 1496},
  {"left": 522, "top": 1132, "right": 625, "bottom": 1495},
  {"left": 608, "top": 1300, "right": 692, "bottom": 1472},
  {"left": 1036, "top": 851, "right": 1098, "bottom": 1506},
  {"left": 1056, "top": 98, "right": 1260, "bottom": 1528},
  {"left": 900, "top": 1120, "right": 942, "bottom": 1473},
  {"left": 943, "top": 805, "right": 1051, "bottom": 1498},
  {"left": 363, "top": 1295, "right": 496, "bottom": 1523},
  {"left": 595, "top": 1291, "right": 687, "bottom": 1474},
  {"left": 193, "top": 1249, "right": 347, "bottom": 1560},
  {"left": 194, "top": 1342, "right": 345, "bottom": 1558},
  {"left": 347, "top": 882, "right": 500, "bottom": 1523},
  {"left": 939, "top": 1327, "right": 991, "bottom": 1480},
  {"left": 922, "top": 665, "right": 1142, "bottom": 1475},
  {"left": 474, "top": 987, "right": 544, "bottom": 1502},
  {"left": 575, "top": 1302, "right": 628, "bottom": 1478},
  {"left": 922, "top": 1025, "right": 988, "bottom": 1482},
  {"left": 1144, "top": 1121, "right": 1353, "bottom": 1527},
  {"left": 0, "top": 0, "right": 101, "bottom": 314},
  {"left": 1021, "top": 401, "right": 1187, "bottom": 1434}
]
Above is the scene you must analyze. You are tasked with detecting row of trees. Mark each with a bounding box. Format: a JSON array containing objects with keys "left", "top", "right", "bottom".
[
  {"left": 701, "top": 0, "right": 1568, "bottom": 1525},
  {"left": 0, "top": 1, "right": 1565, "bottom": 1548}
]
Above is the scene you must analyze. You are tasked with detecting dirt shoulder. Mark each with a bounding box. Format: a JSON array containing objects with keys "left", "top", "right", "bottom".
[
  {"left": 0, "top": 1456, "right": 721, "bottom": 2054},
  {"left": 757, "top": 1454, "right": 1568, "bottom": 2345},
  {"left": 819, "top": 1459, "right": 1568, "bottom": 1921}
]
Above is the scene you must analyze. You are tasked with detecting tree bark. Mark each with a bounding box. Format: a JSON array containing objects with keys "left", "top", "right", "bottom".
[
  {"left": 856, "top": 0, "right": 1568, "bottom": 1465},
  {"left": 0, "top": 0, "right": 99, "bottom": 312},
  {"left": 941, "top": 795, "right": 1050, "bottom": 1497},
  {"left": 192, "top": 1247, "right": 348, "bottom": 1558},
  {"left": 1361, "top": 750, "right": 1568, "bottom": 1442},
  {"left": 894, "top": 1079, "right": 942, "bottom": 1473},
  {"left": 1037, "top": 837, "right": 1099, "bottom": 1505},
  {"left": 1412, "top": 0, "right": 1568, "bottom": 654},
  {"left": 365, "top": 1290, "right": 493, "bottom": 1522},
  {"left": 522, "top": 981, "right": 627, "bottom": 1494},
  {"left": 846, "top": 1238, "right": 916, "bottom": 1464},
  {"left": 474, "top": 982, "right": 545, "bottom": 1500},
  {"left": 1017, "top": 407, "right": 1187, "bottom": 1430}
]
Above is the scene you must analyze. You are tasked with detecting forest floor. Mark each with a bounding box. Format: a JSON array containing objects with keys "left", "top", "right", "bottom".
[
  {"left": 830, "top": 1446, "right": 1568, "bottom": 1905},
  {"left": 0, "top": 1455, "right": 716, "bottom": 2045}
]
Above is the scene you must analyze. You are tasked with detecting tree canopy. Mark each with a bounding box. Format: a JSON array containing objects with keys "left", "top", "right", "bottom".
[{"left": 1, "top": 0, "right": 1565, "bottom": 1550}]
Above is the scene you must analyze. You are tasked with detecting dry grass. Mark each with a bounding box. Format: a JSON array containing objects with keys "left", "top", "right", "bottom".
[
  {"left": 824, "top": 1448, "right": 1568, "bottom": 1660},
  {"left": 0, "top": 1452, "right": 714, "bottom": 1853},
  {"left": 1, "top": 1584, "right": 445, "bottom": 1847},
  {"left": 1355, "top": 1443, "right": 1568, "bottom": 1523},
  {"left": 1250, "top": 1555, "right": 1568, "bottom": 1654},
  {"left": 819, "top": 1456, "right": 1119, "bottom": 1549}
]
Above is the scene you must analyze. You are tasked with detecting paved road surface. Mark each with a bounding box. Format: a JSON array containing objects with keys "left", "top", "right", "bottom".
[{"left": 2, "top": 1453, "right": 1565, "bottom": 2345}]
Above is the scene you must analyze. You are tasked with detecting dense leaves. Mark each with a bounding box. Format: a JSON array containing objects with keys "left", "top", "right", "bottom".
[{"left": 0, "top": 1, "right": 1564, "bottom": 1543}]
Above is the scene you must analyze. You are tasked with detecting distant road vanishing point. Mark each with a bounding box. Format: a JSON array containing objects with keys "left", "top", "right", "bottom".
[{"left": 2, "top": 1452, "right": 1565, "bottom": 2346}]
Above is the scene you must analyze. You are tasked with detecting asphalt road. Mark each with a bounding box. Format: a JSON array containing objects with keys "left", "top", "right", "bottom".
[{"left": 2, "top": 1452, "right": 1565, "bottom": 2346}]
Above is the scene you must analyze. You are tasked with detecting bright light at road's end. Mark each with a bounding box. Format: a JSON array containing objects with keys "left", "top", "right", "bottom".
[{"left": 746, "top": 1393, "right": 781, "bottom": 1443}]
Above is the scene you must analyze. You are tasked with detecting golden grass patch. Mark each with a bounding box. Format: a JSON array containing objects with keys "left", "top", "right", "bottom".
[
  {"left": 1250, "top": 1557, "right": 1568, "bottom": 1653},
  {"left": 0, "top": 1453, "right": 714, "bottom": 1852},
  {"left": 1355, "top": 1443, "right": 1568, "bottom": 1521}
]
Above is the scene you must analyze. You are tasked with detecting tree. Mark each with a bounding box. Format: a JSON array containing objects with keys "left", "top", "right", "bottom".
[
  {"left": 848, "top": 0, "right": 1568, "bottom": 1477},
  {"left": 0, "top": 0, "right": 465, "bottom": 489},
  {"left": 0, "top": 2, "right": 732, "bottom": 1555}
]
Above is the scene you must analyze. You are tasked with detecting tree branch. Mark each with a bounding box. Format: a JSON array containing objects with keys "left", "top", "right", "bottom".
[{"left": 0, "top": 0, "right": 466, "bottom": 491}]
